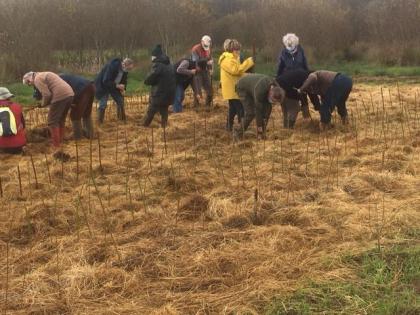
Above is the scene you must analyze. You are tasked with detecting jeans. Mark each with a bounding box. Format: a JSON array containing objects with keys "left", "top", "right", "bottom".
[
  {"left": 321, "top": 74, "right": 353, "bottom": 124},
  {"left": 98, "top": 90, "right": 124, "bottom": 111},
  {"left": 173, "top": 84, "right": 185, "bottom": 113}
]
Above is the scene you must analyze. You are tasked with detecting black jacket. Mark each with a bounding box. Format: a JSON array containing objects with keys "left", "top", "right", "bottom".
[
  {"left": 276, "top": 69, "right": 310, "bottom": 100},
  {"left": 144, "top": 55, "right": 176, "bottom": 106},
  {"left": 94, "top": 58, "right": 128, "bottom": 99}
]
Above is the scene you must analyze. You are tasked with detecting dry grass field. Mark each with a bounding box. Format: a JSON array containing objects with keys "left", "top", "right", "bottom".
[{"left": 0, "top": 81, "right": 419, "bottom": 314}]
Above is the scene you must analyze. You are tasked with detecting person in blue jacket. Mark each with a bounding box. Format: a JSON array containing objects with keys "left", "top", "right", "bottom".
[
  {"left": 94, "top": 58, "right": 134, "bottom": 124},
  {"left": 276, "top": 33, "right": 311, "bottom": 120}
]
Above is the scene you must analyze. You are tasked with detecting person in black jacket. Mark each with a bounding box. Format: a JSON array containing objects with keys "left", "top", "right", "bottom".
[
  {"left": 94, "top": 58, "right": 134, "bottom": 124},
  {"left": 276, "top": 33, "right": 311, "bottom": 121},
  {"left": 276, "top": 69, "right": 320, "bottom": 128},
  {"left": 143, "top": 45, "right": 176, "bottom": 127}
]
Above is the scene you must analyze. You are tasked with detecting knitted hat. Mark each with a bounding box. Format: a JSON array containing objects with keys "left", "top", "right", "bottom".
[
  {"left": 0, "top": 87, "right": 14, "bottom": 100},
  {"left": 151, "top": 44, "right": 163, "bottom": 57}
]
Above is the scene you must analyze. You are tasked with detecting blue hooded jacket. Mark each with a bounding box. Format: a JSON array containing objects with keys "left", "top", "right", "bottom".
[
  {"left": 276, "top": 45, "right": 309, "bottom": 77},
  {"left": 94, "top": 58, "right": 128, "bottom": 100}
]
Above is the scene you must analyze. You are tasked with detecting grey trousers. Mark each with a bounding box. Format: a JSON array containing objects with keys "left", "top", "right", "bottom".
[{"left": 281, "top": 97, "right": 300, "bottom": 128}]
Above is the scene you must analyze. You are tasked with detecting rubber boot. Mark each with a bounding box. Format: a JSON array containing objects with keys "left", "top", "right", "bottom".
[
  {"left": 286, "top": 120, "right": 296, "bottom": 129},
  {"left": 97, "top": 108, "right": 105, "bottom": 124},
  {"left": 82, "top": 117, "right": 94, "bottom": 139},
  {"left": 71, "top": 120, "right": 83, "bottom": 140},
  {"left": 50, "top": 127, "right": 61, "bottom": 148}
]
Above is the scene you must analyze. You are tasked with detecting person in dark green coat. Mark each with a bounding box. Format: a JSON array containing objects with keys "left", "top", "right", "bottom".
[{"left": 235, "top": 74, "right": 285, "bottom": 138}]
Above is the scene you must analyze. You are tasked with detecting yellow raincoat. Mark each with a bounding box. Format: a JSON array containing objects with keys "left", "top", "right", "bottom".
[{"left": 218, "top": 52, "right": 254, "bottom": 100}]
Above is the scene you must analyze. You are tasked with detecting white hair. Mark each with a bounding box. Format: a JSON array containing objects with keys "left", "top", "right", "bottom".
[
  {"left": 282, "top": 33, "right": 299, "bottom": 49},
  {"left": 22, "top": 71, "right": 36, "bottom": 85}
]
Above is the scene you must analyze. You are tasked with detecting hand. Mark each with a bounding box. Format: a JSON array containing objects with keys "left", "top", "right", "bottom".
[
  {"left": 191, "top": 69, "right": 197, "bottom": 75},
  {"left": 207, "top": 59, "right": 214, "bottom": 66},
  {"left": 196, "top": 94, "right": 202, "bottom": 101},
  {"left": 257, "top": 126, "right": 263, "bottom": 133},
  {"left": 117, "top": 84, "right": 125, "bottom": 92}
]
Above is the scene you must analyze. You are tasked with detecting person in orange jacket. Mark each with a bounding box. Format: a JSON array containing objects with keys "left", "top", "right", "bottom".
[
  {"left": 218, "top": 39, "right": 254, "bottom": 131},
  {"left": 0, "top": 87, "right": 26, "bottom": 154}
]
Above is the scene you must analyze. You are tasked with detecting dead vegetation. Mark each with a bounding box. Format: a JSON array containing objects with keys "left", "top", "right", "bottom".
[{"left": 0, "top": 83, "right": 419, "bottom": 314}]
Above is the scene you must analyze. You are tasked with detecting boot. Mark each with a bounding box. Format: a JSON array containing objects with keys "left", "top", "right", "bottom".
[
  {"left": 97, "top": 108, "right": 105, "bottom": 124},
  {"left": 205, "top": 95, "right": 212, "bottom": 107},
  {"left": 82, "top": 117, "right": 94, "bottom": 139},
  {"left": 286, "top": 120, "right": 296, "bottom": 129},
  {"left": 341, "top": 115, "right": 349, "bottom": 125},
  {"left": 49, "top": 127, "right": 61, "bottom": 148},
  {"left": 71, "top": 120, "right": 83, "bottom": 140},
  {"left": 117, "top": 106, "right": 126, "bottom": 122}
]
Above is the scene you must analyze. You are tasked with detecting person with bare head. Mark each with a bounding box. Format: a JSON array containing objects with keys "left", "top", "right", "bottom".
[
  {"left": 23, "top": 71, "right": 74, "bottom": 161},
  {"left": 219, "top": 38, "right": 254, "bottom": 131},
  {"left": 191, "top": 35, "right": 213, "bottom": 108},
  {"left": 94, "top": 57, "right": 134, "bottom": 124},
  {"left": 235, "top": 74, "right": 285, "bottom": 139}
]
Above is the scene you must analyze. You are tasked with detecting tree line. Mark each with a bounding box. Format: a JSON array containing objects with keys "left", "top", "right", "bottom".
[{"left": 1, "top": 0, "right": 420, "bottom": 81}]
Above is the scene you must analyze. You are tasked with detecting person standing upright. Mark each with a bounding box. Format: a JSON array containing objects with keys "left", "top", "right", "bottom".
[
  {"left": 143, "top": 45, "right": 176, "bottom": 128},
  {"left": 276, "top": 33, "right": 311, "bottom": 120},
  {"left": 94, "top": 58, "right": 134, "bottom": 124},
  {"left": 219, "top": 39, "right": 254, "bottom": 131},
  {"left": 191, "top": 35, "right": 213, "bottom": 108}
]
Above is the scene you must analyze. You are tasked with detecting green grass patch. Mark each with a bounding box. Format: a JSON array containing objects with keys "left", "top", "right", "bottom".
[{"left": 265, "top": 243, "right": 420, "bottom": 315}]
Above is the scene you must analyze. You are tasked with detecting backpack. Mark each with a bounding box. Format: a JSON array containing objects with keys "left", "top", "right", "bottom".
[{"left": 0, "top": 107, "right": 18, "bottom": 137}]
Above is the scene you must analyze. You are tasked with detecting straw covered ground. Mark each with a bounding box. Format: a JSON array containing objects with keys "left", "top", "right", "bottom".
[{"left": 0, "top": 81, "right": 419, "bottom": 314}]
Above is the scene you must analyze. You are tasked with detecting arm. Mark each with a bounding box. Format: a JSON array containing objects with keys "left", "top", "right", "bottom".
[
  {"left": 35, "top": 77, "right": 52, "bottom": 107},
  {"left": 144, "top": 63, "right": 162, "bottom": 86},
  {"left": 299, "top": 73, "right": 317, "bottom": 94},
  {"left": 276, "top": 55, "right": 285, "bottom": 77},
  {"left": 102, "top": 61, "right": 119, "bottom": 90},
  {"left": 301, "top": 47, "right": 309, "bottom": 71},
  {"left": 308, "top": 93, "right": 321, "bottom": 111},
  {"left": 120, "top": 72, "right": 128, "bottom": 89},
  {"left": 221, "top": 57, "right": 254, "bottom": 76},
  {"left": 177, "top": 60, "right": 195, "bottom": 76}
]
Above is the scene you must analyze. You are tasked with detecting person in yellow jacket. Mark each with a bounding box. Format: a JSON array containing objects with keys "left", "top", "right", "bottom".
[{"left": 218, "top": 39, "right": 254, "bottom": 131}]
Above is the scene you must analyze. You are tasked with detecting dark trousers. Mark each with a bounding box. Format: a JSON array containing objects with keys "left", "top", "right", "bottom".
[
  {"left": 70, "top": 83, "right": 95, "bottom": 120},
  {"left": 241, "top": 93, "right": 272, "bottom": 132},
  {"left": 227, "top": 99, "right": 244, "bottom": 130},
  {"left": 321, "top": 74, "right": 352, "bottom": 124},
  {"left": 143, "top": 100, "right": 169, "bottom": 128},
  {"left": 48, "top": 96, "right": 73, "bottom": 128},
  {"left": 193, "top": 70, "right": 213, "bottom": 106}
]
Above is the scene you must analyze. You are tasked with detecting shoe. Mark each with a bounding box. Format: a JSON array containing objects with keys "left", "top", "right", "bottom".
[
  {"left": 53, "top": 151, "right": 71, "bottom": 162},
  {"left": 71, "top": 120, "right": 83, "bottom": 140}
]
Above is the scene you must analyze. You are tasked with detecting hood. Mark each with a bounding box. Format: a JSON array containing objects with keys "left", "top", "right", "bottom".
[
  {"left": 153, "top": 54, "right": 170, "bottom": 65},
  {"left": 218, "top": 52, "right": 235, "bottom": 65}
]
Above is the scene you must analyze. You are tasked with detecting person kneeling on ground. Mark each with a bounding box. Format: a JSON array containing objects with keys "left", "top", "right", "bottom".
[
  {"left": 297, "top": 70, "right": 352, "bottom": 130},
  {"left": 276, "top": 69, "right": 320, "bottom": 129},
  {"left": 173, "top": 58, "right": 207, "bottom": 113},
  {"left": 235, "top": 74, "right": 285, "bottom": 139},
  {"left": 143, "top": 45, "right": 176, "bottom": 128},
  {"left": 0, "top": 87, "right": 26, "bottom": 154},
  {"left": 23, "top": 71, "right": 74, "bottom": 161},
  {"left": 34, "top": 74, "right": 95, "bottom": 140},
  {"left": 219, "top": 39, "right": 254, "bottom": 131}
]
